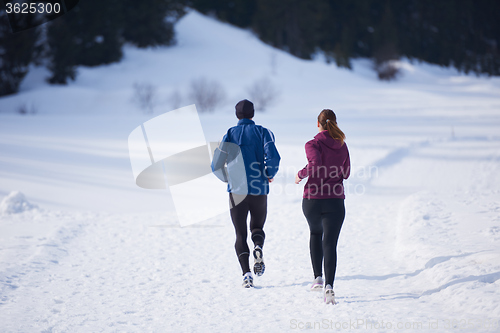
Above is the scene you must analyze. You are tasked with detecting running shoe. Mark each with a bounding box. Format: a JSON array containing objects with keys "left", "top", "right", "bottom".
[
  {"left": 324, "top": 284, "right": 336, "bottom": 304},
  {"left": 242, "top": 272, "right": 254, "bottom": 288},
  {"left": 253, "top": 245, "right": 265, "bottom": 276},
  {"left": 310, "top": 276, "right": 324, "bottom": 291}
]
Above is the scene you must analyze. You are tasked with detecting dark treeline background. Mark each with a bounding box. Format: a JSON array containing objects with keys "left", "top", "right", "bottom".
[
  {"left": 0, "top": 0, "right": 186, "bottom": 96},
  {"left": 1, "top": 0, "right": 499, "bottom": 97},
  {"left": 46, "top": 0, "right": 186, "bottom": 84},
  {"left": 191, "top": 0, "right": 500, "bottom": 76}
]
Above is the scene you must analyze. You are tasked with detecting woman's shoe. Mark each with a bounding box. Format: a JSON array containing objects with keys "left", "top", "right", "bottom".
[
  {"left": 310, "top": 276, "right": 324, "bottom": 291},
  {"left": 324, "top": 284, "right": 336, "bottom": 304}
]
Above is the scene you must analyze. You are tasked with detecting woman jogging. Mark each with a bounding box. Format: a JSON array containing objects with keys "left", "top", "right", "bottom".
[
  {"left": 295, "top": 109, "right": 350, "bottom": 304},
  {"left": 211, "top": 99, "right": 280, "bottom": 288}
]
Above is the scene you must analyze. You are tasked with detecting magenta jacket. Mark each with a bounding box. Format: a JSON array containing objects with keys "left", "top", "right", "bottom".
[{"left": 298, "top": 130, "right": 350, "bottom": 199}]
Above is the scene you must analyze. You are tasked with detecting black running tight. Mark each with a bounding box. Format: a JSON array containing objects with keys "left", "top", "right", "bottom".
[
  {"left": 230, "top": 194, "right": 267, "bottom": 275},
  {"left": 302, "top": 198, "right": 345, "bottom": 286}
]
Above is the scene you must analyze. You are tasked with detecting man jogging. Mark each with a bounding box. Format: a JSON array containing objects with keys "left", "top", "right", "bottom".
[{"left": 211, "top": 99, "right": 280, "bottom": 288}]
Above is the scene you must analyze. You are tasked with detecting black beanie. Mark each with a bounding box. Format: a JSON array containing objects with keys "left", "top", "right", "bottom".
[{"left": 235, "top": 99, "right": 254, "bottom": 119}]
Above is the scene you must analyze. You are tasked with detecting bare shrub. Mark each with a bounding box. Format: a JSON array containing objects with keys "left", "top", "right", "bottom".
[
  {"left": 168, "top": 89, "right": 183, "bottom": 110},
  {"left": 132, "top": 82, "right": 157, "bottom": 113},
  {"left": 376, "top": 61, "right": 400, "bottom": 80},
  {"left": 373, "top": 43, "right": 401, "bottom": 81},
  {"left": 17, "top": 102, "right": 37, "bottom": 115},
  {"left": 247, "top": 77, "right": 280, "bottom": 111},
  {"left": 187, "top": 77, "right": 226, "bottom": 112}
]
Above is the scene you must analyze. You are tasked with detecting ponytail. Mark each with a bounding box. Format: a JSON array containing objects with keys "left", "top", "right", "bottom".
[{"left": 318, "top": 109, "right": 345, "bottom": 145}]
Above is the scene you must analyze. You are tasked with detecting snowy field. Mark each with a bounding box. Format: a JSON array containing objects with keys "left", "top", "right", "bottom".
[{"left": 1, "top": 10, "right": 500, "bottom": 332}]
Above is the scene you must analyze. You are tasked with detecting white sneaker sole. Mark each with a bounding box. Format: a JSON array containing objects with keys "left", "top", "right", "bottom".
[
  {"left": 324, "top": 290, "right": 336, "bottom": 304},
  {"left": 253, "top": 247, "right": 265, "bottom": 276},
  {"left": 242, "top": 278, "right": 254, "bottom": 288},
  {"left": 310, "top": 283, "right": 323, "bottom": 291}
]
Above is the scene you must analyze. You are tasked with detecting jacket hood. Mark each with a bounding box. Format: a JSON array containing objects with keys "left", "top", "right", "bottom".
[{"left": 314, "top": 130, "right": 343, "bottom": 150}]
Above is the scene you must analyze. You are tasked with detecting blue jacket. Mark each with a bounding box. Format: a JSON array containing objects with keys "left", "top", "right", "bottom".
[{"left": 211, "top": 118, "right": 280, "bottom": 195}]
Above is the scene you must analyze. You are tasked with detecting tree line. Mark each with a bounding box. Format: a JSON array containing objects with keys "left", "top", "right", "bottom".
[
  {"left": 0, "top": 0, "right": 186, "bottom": 96},
  {"left": 1, "top": 0, "right": 499, "bottom": 97},
  {"left": 191, "top": 0, "right": 500, "bottom": 77}
]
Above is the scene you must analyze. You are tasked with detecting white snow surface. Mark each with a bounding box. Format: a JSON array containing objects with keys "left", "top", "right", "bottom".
[{"left": 1, "top": 9, "right": 500, "bottom": 332}]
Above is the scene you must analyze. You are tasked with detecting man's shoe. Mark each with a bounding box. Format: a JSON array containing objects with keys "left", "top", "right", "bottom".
[
  {"left": 242, "top": 272, "right": 254, "bottom": 288},
  {"left": 253, "top": 245, "right": 265, "bottom": 276}
]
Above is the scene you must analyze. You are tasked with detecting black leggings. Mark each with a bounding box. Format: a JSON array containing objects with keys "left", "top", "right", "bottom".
[
  {"left": 230, "top": 194, "right": 267, "bottom": 275},
  {"left": 302, "top": 198, "right": 345, "bottom": 286}
]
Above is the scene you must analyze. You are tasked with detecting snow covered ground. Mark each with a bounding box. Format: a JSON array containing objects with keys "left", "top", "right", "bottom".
[{"left": 1, "top": 9, "right": 500, "bottom": 332}]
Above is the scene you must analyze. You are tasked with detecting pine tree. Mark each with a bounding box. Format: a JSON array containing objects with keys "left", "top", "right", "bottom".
[
  {"left": 120, "top": 0, "right": 186, "bottom": 48},
  {"left": 46, "top": 0, "right": 123, "bottom": 83},
  {"left": 189, "top": 0, "right": 256, "bottom": 28},
  {"left": 0, "top": 13, "right": 41, "bottom": 96},
  {"left": 46, "top": 0, "right": 187, "bottom": 84},
  {"left": 46, "top": 18, "right": 77, "bottom": 84},
  {"left": 252, "top": 0, "right": 329, "bottom": 59}
]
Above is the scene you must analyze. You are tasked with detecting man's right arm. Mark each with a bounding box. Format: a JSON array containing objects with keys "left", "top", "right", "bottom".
[{"left": 211, "top": 134, "right": 229, "bottom": 182}]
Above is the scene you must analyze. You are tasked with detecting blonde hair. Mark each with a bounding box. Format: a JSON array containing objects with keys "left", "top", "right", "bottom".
[{"left": 318, "top": 109, "right": 345, "bottom": 145}]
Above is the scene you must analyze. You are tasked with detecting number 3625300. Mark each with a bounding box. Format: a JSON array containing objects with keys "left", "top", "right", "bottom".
[{"left": 5, "top": 2, "right": 61, "bottom": 14}]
